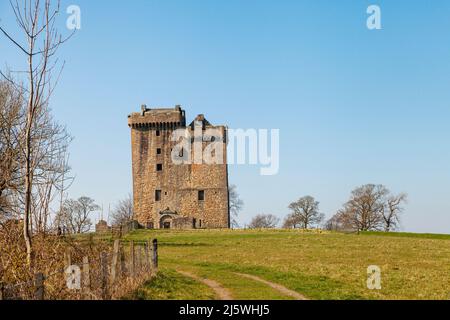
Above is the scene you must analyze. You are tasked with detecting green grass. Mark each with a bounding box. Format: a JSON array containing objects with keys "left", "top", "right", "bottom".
[
  {"left": 169, "top": 263, "right": 295, "bottom": 300},
  {"left": 120, "top": 229, "right": 450, "bottom": 300},
  {"left": 127, "top": 269, "right": 216, "bottom": 300},
  {"left": 361, "top": 231, "right": 450, "bottom": 240}
]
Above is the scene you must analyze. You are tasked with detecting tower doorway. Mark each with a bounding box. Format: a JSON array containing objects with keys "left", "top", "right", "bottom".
[{"left": 160, "top": 215, "right": 173, "bottom": 229}]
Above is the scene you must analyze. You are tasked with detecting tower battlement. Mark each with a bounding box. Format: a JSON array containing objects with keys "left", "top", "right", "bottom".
[{"left": 128, "top": 105, "right": 186, "bottom": 128}]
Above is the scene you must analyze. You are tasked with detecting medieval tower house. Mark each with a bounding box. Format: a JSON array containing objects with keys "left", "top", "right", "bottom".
[{"left": 128, "top": 105, "right": 230, "bottom": 229}]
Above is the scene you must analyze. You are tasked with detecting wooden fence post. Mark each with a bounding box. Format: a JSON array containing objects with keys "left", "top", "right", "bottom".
[
  {"left": 140, "top": 245, "right": 145, "bottom": 273},
  {"left": 147, "top": 239, "right": 153, "bottom": 271},
  {"left": 82, "top": 256, "right": 90, "bottom": 293},
  {"left": 120, "top": 249, "right": 126, "bottom": 278},
  {"left": 144, "top": 241, "right": 150, "bottom": 271},
  {"left": 152, "top": 239, "right": 158, "bottom": 271},
  {"left": 130, "top": 241, "right": 135, "bottom": 278},
  {"left": 64, "top": 249, "right": 72, "bottom": 269},
  {"left": 135, "top": 244, "right": 141, "bottom": 274},
  {"left": 0, "top": 282, "right": 4, "bottom": 300},
  {"left": 110, "top": 240, "right": 120, "bottom": 284},
  {"left": 34, "top": 273, "right": 45, "bottom": 300},
  {"left": 88, "top": 233, "right": 94, "bottom": 247},
  {"left": 100, "top": 252, "right": 108, "bottom": 300}
]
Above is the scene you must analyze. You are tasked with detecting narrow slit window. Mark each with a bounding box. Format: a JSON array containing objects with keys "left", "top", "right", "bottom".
[
  {"left": 156, "top": 130, "right": 161, "bottom": 137},
  {"left": 157, "top": 164, "right": 163, "bottom": 171},
  {"left": 155, "top": 190, "right": 162, "bottom": 201},
  {"left": 157, "top": 148, "right": 162, "bottom": 155},
  {"left": 198, "top": 190, "right": 205, "bottom": 201}
]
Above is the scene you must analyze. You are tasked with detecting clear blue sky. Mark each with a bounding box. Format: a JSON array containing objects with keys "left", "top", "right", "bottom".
[{"left": 1, "top": 0, "right": 450, "bottom": 233}]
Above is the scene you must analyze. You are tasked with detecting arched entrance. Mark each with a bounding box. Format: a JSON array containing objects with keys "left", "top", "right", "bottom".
[{"left": 160, "top": 215, "right": 173, "bottom": 229}]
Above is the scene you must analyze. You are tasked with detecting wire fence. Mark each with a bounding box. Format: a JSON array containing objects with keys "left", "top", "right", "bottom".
[{"left": 0, "top": 239, "right": 158, "bottom": 300}]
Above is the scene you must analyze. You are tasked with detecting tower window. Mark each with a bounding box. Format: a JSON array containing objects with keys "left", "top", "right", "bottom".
[
  {"left": 198, "top": 190, "right": 205, "bottom": 201},
  {"left": 156, "top": 164, "right": 163, "bottom": 171},
  {"left": 155, "top": 190, "right": 161, "bottom": 201},
  {"left": 157, "top": 148, "right": 162, "bottom": 155},
  {"left": 156, "top": 130, "right": 161, "bottom": 136}
]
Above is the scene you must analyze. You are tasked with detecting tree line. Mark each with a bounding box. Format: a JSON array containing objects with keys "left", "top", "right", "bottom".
[{"left": 247, "top": 184, "right": 407, "bottom": 232}]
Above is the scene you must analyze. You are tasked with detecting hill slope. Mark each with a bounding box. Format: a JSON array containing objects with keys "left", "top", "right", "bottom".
[{"left": 125, "top": 229, "right": 450, "bottom": 300}]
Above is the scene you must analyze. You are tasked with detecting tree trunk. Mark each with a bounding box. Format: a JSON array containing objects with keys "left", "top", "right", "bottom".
[
  {"left": 24, "top": 102, "right": 34, "bottom": 269},
  {"left": 23, "top": 52, "right": 35, "bottom": 269}
]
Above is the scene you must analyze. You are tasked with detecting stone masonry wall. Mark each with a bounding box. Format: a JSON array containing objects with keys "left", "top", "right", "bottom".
[{"left": 128, "top": 106, "right": 229, "bottom": 229}]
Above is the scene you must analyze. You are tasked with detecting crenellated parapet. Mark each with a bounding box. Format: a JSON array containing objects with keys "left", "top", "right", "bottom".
[{"left": 128, "top": 105, "right": 186, "bottom": 129}]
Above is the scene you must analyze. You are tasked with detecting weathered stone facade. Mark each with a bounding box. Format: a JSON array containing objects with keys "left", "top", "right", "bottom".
[{"left": 128, "top": 105, "right": 230, "bottom": 229}]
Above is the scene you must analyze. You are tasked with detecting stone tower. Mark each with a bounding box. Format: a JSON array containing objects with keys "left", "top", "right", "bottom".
[{"left": 128, "top": 105, "right": 230, "bottom": 229}]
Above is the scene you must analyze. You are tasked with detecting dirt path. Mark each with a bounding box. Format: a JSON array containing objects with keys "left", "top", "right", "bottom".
[
  {"left": 235, "top": 272, "right": 308, "bottom": 300},
  {"left": 177, "top": 270, "right": 233, "bottom": 300}
]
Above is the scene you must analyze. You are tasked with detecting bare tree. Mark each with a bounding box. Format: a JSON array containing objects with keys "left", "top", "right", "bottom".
[
  {"left": 111, "top": 194, "right": 133, "bottom": 227},
  {"left": 30, "top": 106, "right": 73, "bottom": 235},
  {"left": 248, "top": 214, "right": 280, "bottom": 229},
  {"left": 282, "top": 214, "right": 299, "bottom": 229},
  {"left": 229, "top": 185, "right": 243, "bottom": 229},
  {"left": 56, "top": 197, "right": 100, "bottom": 234},
  {"left": 0, "top": 79, "right": 73, "bottom": 235},
  {"left": 0, "top": 0, "right": 74, "bottom": 266},
  {"left": 339, "top": 184, "right": 388, "bottom": 232},
  {"left": 324, "top": 214, "right": 341, "bottom": 231},
  {"left": 286, "top": 196, "right": 324, "bottom": 229},
  {"left": 336, "top": 184, "right": 409, "bottom": 233},
  {"left": 0, "top": 80, "right": 24, "bottom": 221},
  {"left": 329, "top": 186, "right": 408, "bottom": 233},
  {"left": 324, "top": 211, "right": 353, "bottom": 232},
  {"left": 382, "top": 193, "right": 407, "bottom": 232}
]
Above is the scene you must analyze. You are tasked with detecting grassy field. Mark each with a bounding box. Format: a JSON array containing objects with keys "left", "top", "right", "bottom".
[
  {"left": 120, "top": 229, "right": 450, "bottom": 300},
  {"left": 127, "top": 269, "right": 216, "bottom": 300}
]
